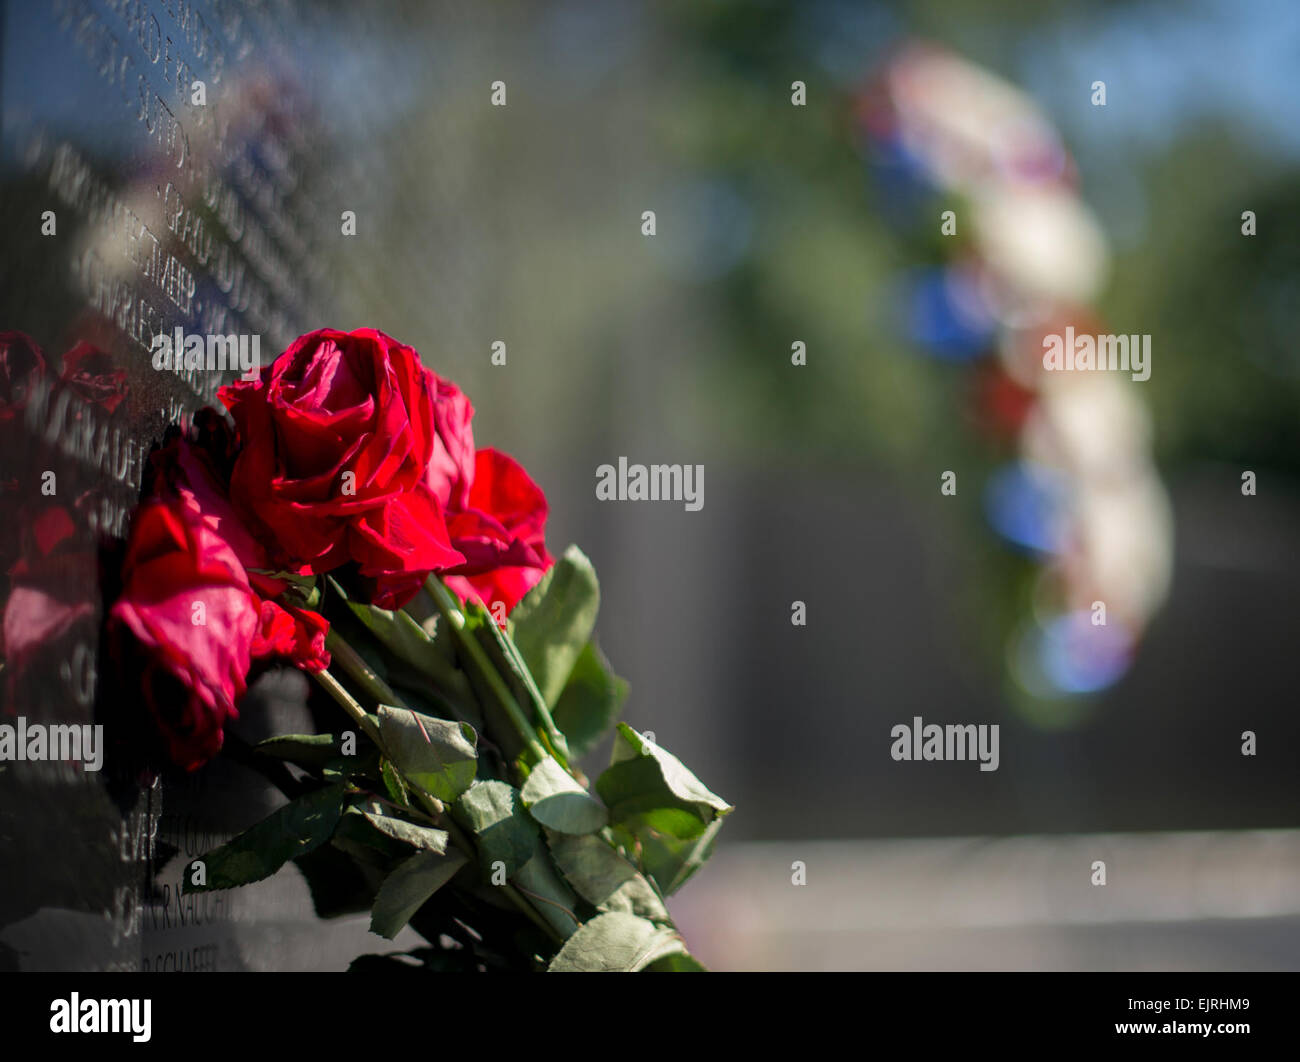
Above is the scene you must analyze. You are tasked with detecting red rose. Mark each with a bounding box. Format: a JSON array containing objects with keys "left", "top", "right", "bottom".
[
  {"left": 149, "top": 427, "right": 330, "bottom": 673},
  {"left": 252, "top": 596, "right": 330, "bottom": 664},
  {"left": 425, "top": 376, "right": 476, "bottom": 512},
  {"left": 373, "top": 369, "right": 552, "bottom": 616},
  {"left": 59, "top": 340, "right": 129, "bottom": 414},
  {"left": 443, "top": 448, "right": 552, "bottom": 615},
  {"left": 389, "top": 370, "right": 552, "bottom": 616},
  {"left": 110, "top": 420, "right": 334, "bottom": 770},
  {"left": 218, "top": 329, "right": 464, "bottom": 599},
  {"left": 0, "top": 331, "right": 46, "bottom": 422},
  {"left": 109, "top": 496, "right": 259, "bottom": 770}
]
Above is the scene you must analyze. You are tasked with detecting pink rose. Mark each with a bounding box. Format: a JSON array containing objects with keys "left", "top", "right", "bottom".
[{"left": 109, "top": 496, "right": 259, "bottom": 770}]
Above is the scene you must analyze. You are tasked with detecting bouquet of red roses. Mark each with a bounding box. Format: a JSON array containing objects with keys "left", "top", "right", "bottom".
[{"left": 107, "top": 327, "right": 728, "bottom": 972}]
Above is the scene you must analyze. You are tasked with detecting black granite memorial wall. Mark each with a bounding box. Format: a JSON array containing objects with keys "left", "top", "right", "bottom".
[{"left": 0, "top": 0, "right": 386, "bottom": 972}]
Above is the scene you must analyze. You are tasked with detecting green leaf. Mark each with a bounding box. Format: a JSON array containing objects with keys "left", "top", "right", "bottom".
[
  {"left": 184, "top": 784, "right": 347, "bottom": 893},
  {"left": 595, "top": 727, "right": 730, "bottom": 896},
  {"left": 377, "top": 705, "right": 477, "bottom": 803},
  {"left": 472, "top": 605, "right": 572, "bottom": 764},
  {"left": 452, "top": 780, "right": 541, "bottom": 877},
  {"left": 511, "top": 851, "right": 582, "bottom": 938},
  {"left": 330, "top": 576, "right": 462, "bottom": 687},
  {"left": 370, "top": 849, "right": 468, "bottom": 939},
  {"left": 510, "top": 545, "right": 601, "bottom": 707},
  {"left": 356, "top": 799, "right": 449, "bottom": 853},
  {"left": 547, "top": 912, "right": 686, "bottom": 972},
  {"left": 597, "top": 724, "right": 732, "bottom": 823},
  {"left": 257, "top": 732, "right": 377, "bottom": 782},
  {"left": 333, "top": 808, "right": 413, "bottom": 863},
  {"left": 255, "top": 733, "right": 342, "bottom": 771},
  {"left": 552, "top": 642, "right": 628, "bottom": 758},
  {"left": 611, "top": 814, "right": 725, "bottom": 897},
  {"left": 547, "top": 831, "right": 670, "bottom": 922},
  {"left": 643, "top": 952, "right": 708, "bottom": 972},
  {"left": 381, "top": 758, "right": 411, "bottom": 807},
  {"left": 452, "top": 605, "right": 534, "bottom": 765},
  {"left": 520, "top": 756, "right": 608, "bottom": 834}
]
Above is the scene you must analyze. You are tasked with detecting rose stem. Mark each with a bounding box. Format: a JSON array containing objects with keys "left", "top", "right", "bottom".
[
  {"left": 424, "top": 576, "right": 550, "bottom": 766},
  {"left": 311, "top": 658, "right": 564, "bottom": 945},
  {"left": 477, "top": 611, "right": 573, "bottom": 767},
  {"left": 311, "top": 665, "right": 383, "bottom": 748}
]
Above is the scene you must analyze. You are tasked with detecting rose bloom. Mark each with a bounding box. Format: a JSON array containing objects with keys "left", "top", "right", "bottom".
[
  {"left": 372, "top": 373, "right": 552, "bottom": 615},
  {"left": 109, "top": 429, "right": 329, "bottom": 770},
  {"left": 219, "top": 328, "right": 464, "bottom": 603},
  {"left": 109, "top": 495, "right": 260, "bottom": 770},
  {"left": 442, "top": 448, "right": 552, "bottom": 616},
  {"left": 149, "top": 426, "right": 331, "bottom": 671}
]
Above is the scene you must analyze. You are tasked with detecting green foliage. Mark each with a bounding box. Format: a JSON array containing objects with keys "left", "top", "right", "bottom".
[
  {"left": 255, "top": 733, "right": 342, "bottom": 770},
  {"left": 331, "top": 577, "right": 454, "bottom": 673},
  {"left": 547, "top": 912, "right": 689, "bottom": 972},
  {"left": 597, "top": 725, "right": 731, "bottom": 895},
  {"left": 610, "top": 815, "right": 725, "bottom": 899},
  {"left": 216, "top": 546, "right": 725, "bottom": 970},
  {"left": 552, "top": 641, "right": 628, "bottom": 758},
  {"left": 643, "top": 951, "right": 708, "bottom": 972},
  {"left": 453, "top": 780, "right": 542, "bottom": 877},
  {"left": 378, "top": 705, "right": 478, "bottom": 803},
  {"left": 520, "top": 756, "right": 607, "bottom": 834},
  {"left": 511, "top": 853, "right": 582, "bottom": 938},
  {"left": 510, "top": 546, "right": 601, "bottom": 707},
  {"left": 381, "top": 758, "right": 411, "bottom": 807},
  {"left": 371, "top": 849, "right": 468, "bottom": 939},
  {"left": 597, "top": 724, "right": 732, "bottom": 821},
  {"left": 184, "top": 784, "right": 348, "bottom": 893},
  {"left": 546, "top": 830, "right": 670, "bottom": 923},
  {"left": 356, "top": 799, "right": 449, "bottom": 853}
]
